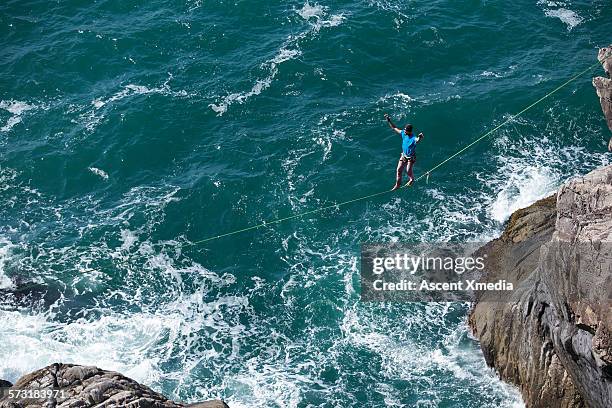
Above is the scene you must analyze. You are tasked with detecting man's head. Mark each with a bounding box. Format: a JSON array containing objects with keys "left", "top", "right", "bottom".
[{"left": 404, "top": 124, "right": 413, "bottom": 133}]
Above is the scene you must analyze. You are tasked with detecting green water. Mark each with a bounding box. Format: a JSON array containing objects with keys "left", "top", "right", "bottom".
[{"left": 1, "top": 0, "right": 611, "bottom": 406}]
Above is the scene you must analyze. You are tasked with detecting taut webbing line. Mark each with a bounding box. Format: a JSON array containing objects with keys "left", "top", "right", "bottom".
[
  {"left": 416, "top": 58, "right": 607, "bottom": 182},
  {"left": 188, "top": 56, "right": 609, "bottom": 246}
]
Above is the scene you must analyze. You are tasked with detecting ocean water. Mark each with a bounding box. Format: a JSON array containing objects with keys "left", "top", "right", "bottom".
[{"left": 1, "top": 1, "right": 611, "bottom": 407}]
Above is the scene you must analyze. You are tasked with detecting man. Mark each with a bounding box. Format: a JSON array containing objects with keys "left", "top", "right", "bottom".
[{"left": 384, "top": 113, "right": 424, "bottom": 190}]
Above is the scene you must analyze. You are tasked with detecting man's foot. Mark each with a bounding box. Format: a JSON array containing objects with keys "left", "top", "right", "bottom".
[
  {"left": 391, "top": 184, "right": 400, "bottom": 191},
  {"left": 405, "top": 178, "right": 414, "bottom": 187}
]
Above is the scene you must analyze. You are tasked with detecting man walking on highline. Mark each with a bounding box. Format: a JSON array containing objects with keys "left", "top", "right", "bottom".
[{"left": 385, "top": 113, "right": 424, "bottom": 190}]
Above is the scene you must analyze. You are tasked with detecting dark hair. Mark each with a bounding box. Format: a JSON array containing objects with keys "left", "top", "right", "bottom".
[{"left": 404, "top": 124, "right": 413, "bottom": 132}]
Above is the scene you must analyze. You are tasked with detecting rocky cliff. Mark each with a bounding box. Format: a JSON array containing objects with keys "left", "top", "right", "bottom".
[
  {"left": 593, "top": 46, "right": 612, "bottom": 151},
  {"left": 0, "top": 363, "right": 229, "bottom": 408},
  {"left": 469, "top": 48, "right": 612, "bottom": 408}
]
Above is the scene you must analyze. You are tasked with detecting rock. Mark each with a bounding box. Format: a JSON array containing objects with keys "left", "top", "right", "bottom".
[
  {"left": 592, "top": 46, "right": 612, "bottom": 151},
  {"left": 598, "top": 46, "right": 612, "bottom": 77},
  {"left": 470, "top": 47, "right": 612, "bottom": 408},
  {"left": 0, "top": 363, "right": 229, "bottom": 408},
  {"left": 0, "top": 275, "right": 63, "bottom": 311},
  {"left": 469, "top": 165, "right": 612, "bottom": 408},
  {"left": 186, "top": 402, "right": 230, "bottom": 408}
]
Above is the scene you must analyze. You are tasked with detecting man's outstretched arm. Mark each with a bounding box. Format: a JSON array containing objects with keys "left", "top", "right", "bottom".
[{"left": 384, "top": 113, "right": 402, "bottom": 134}]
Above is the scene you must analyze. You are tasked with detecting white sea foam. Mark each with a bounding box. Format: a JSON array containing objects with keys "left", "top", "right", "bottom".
[
  {"left": 88, "top": 167, "right": 109, "bottom": 180},
  {"left": 366, "top": 0, "right": 412, "bottom": 25},
  {"left": 545, "top": 8, "right": 583, "bottom": 30},
  {"left": 0, "top": 100, "right": 35, "bottom": 132},
  {"left": 480, "top": 70, "right": 503, "bottom": 78},
  {"left": 0, "top": 310, "right": 166, "bottom": 384},
  {"left": 489, "top": 165, "right": 555, "bottom": 223},
  {"left": 338, "top": 302, "right": 524, "bottom": 406},
  {"left": 383, "top": 92, "right": 413, "bottom": 103},
  {"left": 297, "top": 2, "right": 325, "bottom": 20},
  {"left": 209, "top": 2, "right": 345, "bottom": 116},
  {"left": 298, "top": 2, "right": 345, "bottom": 31},
  {"left": 312, "top": 114, "right": 349, "bottom": 161},
  {"left": 119, "top": 229, "right": 138, "bottom": 251},
  {"left": 223, "top": 361, "right": 304, "bottom": 408},
  {"left": 0, "top": 167, "right": 18, "bottom": 195},
  {"left": 0, "top": 287, "right": 246, "bottom": 387},
  {"left": 377, "top": 92, "right": 419, "bottom": 117},
  {"left": 280, "top": 146, "right": 315, "bottom": 208},
  {"left": 91, "top": 82, "right": 187, "bottom": 109},
  {"left": 0, "top": 175, "right": 251, "bottom": 395},
  {"left": 0, "top": 238, "right": 15, "bottom": 289},
  {"left": 186, "top": 0, "right": 203, "bottom": 12},
  {"left": 209, "top": 48, "right": 301, "bottom": 115},
  {"left": 483, "top": 110, "right": 610, "bottom": 224},
  {"left": 266, "top": 228, "right": 524, "bottom": 407},
  {"left": 82, "top": 74, "right": 190, "bottom": 132},
  {"left": 379, "top": 91, "right": 460, "bottom": 111},
  {"left": 0, "top": 167, "right": 42, "bottom": 216},
  {"left": 538, "top": 1, "right": 584, "bottom": 31},
  {"left": 0, "top": 239, "right": 244, "bottom": 395}
]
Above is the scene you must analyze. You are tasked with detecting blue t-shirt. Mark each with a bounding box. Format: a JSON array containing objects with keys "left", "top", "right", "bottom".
[{"left": 401, "top": 130, "right": 417, "bottom": 157}]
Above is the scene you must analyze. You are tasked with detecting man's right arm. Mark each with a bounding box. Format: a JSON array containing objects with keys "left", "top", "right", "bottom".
[{"left": 384, "top": 114, "right": 401, "bottom": 134}]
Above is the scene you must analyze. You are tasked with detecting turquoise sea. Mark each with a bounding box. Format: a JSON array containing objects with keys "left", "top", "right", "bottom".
[{"left": 1, "top": 1, "right": 611, "bottom": 406}]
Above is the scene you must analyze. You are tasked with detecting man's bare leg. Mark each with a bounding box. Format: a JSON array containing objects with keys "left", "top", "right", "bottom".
[
  {"left": 392, "top": 160, "right": 406, "bottom": 190},
  {"left": 405, "top": 160, "right": 415, "bottom": 186}
]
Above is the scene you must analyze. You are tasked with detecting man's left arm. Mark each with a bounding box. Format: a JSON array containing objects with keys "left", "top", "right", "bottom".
[{"left": 416, "top": 132, "right": 424, "bottom": 143}]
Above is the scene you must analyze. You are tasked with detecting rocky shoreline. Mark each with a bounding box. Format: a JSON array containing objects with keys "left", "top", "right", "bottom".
[
  {"left": 469, "top": 47, "right": 612, "bottom": 408},
  {"left": 0, "top": 364, "right": 228, "bottom": 408}
]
